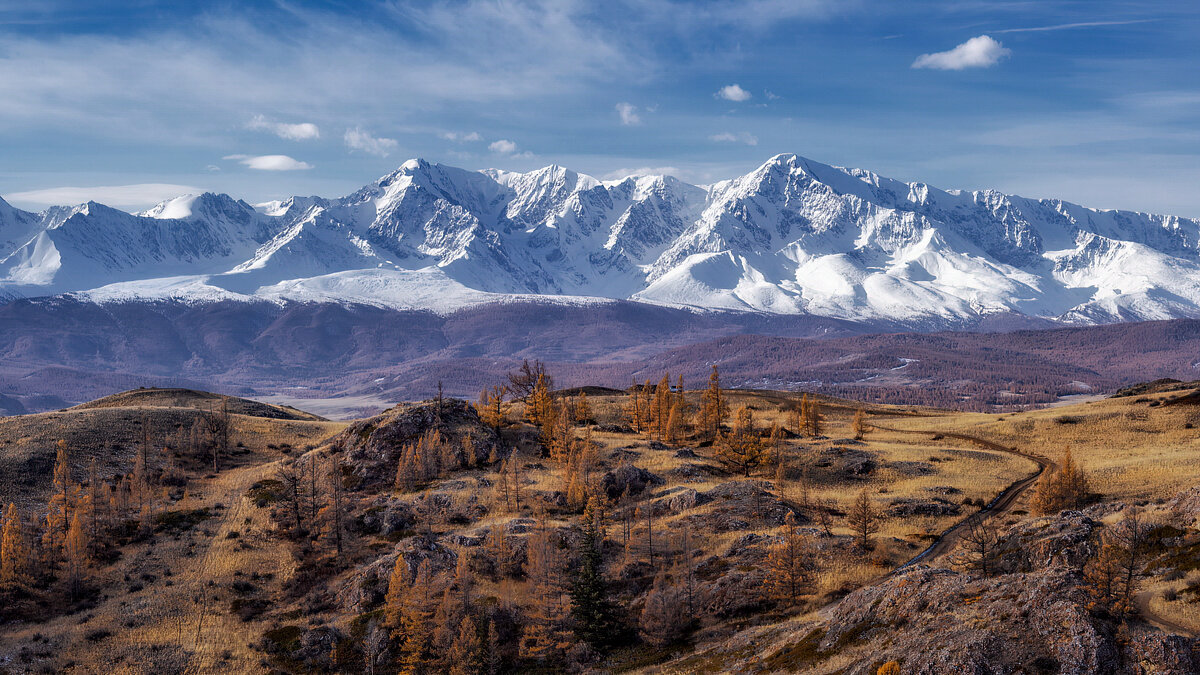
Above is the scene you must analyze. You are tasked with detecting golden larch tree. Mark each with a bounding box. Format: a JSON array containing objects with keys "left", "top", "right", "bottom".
[
  {"left": 64, "top": 511, "right": 88, "bottom": 596},
  {"left": 574, "top": 391, "right": 592, "bottom": 425},
  {"left": 700, "top": 366, "right": 726, "bottom": 440},
  {"left": 764, "top": 513, "right": 817, "bottom": 606},
  {"left": 715, "top": 406, "right": 768, "bottom": 477},
  {"left": 42, "top": 440, "right": 75, "bottom": 559},
  {"left": 650, "top": 373, "right": 672, "bottom": 440},
  {"left": 0, "top": 503, "right": 30, "bottom": 590},
  {"left": 847, "top": 489, "right": 881, "bottom": 550},
  {"left": 852, "top": 407, "right": 868, "bottom": 441},
  {"left": 475, "top": 385, "right": 509, "bottom": 434}
]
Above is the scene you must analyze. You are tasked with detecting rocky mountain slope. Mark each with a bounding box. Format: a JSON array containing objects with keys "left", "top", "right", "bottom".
[{"left": 4, "top": 154, "right": 1200, "bottom": 326}]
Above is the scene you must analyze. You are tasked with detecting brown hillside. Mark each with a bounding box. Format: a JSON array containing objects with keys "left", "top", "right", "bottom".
[{"left": 71, "top": 387, "right": 326, "bottom": 421}]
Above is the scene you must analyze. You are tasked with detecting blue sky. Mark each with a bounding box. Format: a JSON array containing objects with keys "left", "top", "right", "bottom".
[{"left": 1, "top": 0, "right": 1198, "bottom": 216}]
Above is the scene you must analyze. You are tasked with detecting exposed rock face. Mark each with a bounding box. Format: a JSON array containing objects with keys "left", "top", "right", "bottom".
[
  {"left": 333, "top": 398, "right": 498, "bottom": 486},
  {"left": 601, "top": 464, "right": 664, "bottom": 500},
  {"left": 334, "top": 537, "right": 459, "bottom": 614},
  {"left": 1167, "top": 486, "right": 1200, "bottom": 528},
  {"left": 815, "top": 445, "right": 876, "bottom": 477},
  {"left": 357, "top": 494, "right": 416, "bottom": 536},
  {"left": 994, "top": 509, "right": 1100, "bottom": 573},
  {"left": 886, "top": 498, "right": 961, "bottom": 518},
  {"left": 819, "top": 566, "right": 1120, "bottom": 674},
  {"left": 649, "top": 486, "right": 710, "bottom": 516},
  {"left": 1124, "top": 634, "right": 1200, "bottom": 673},
  {"left": 688, "top": 480, "right": 805, "bottom": 531},
  {"left": 666, "top": 505, "right": 1200, "bottom": 674}
]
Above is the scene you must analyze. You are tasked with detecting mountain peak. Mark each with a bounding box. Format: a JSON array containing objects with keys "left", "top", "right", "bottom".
[{"left": 3, "top": 154, "right": 1200, "bottom": 327}]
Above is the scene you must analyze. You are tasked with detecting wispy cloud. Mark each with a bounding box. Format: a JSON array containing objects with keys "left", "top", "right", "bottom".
[
  {"left": 709, "top": 131, "right": 758, "bottom": 146},
  {"left": 344, "top": 127, "right": 398, "bottom": 157},
  {"left": 601, "top": 166, "right": 682, "bottom": 180},
  {"left": 223, "top": 154, "right": 313, "bottom": 171},
  {"left": 992, "top": 19, "right": 1156, "bottom": 34},
  {"left": 615, "top": 102, "right": 641, "bottom": 126},
  {"left": 440, "top": 131, "right": 482, "bottom": 142},
  {"left": 912, "top": 35, "right": 1010, "bottom": 70},
  {"left": 246, "top": 114, "right": 320, "bottom": 140},
  {"left": 0, "top": 1, "right": 652, "bottom": 143},
  {"left": 715, "top": 84, "right": 752, "bottom": 102},
  {"left": 5, "top": 183, "right": 200, "bottom": 209}
]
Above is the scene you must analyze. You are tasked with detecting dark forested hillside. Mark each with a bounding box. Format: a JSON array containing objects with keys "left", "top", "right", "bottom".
[{"left": 1, "top": 297, "right": 1198, "bottom": 414}]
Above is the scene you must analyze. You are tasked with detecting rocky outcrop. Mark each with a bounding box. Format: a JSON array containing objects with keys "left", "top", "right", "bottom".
[
  {"left": 333, "top": 398, "right": 498, "bottom": 486},
  {"left": 601, "top": 464, "right": 664, "bottom": 500},
  {"left": 886, "top": 497, "right": 961, "bottom": 517},
  {"left": 334, "top": 537, "right": 459, "bottom": 614},
  {"left": 1167, "top": 486, "right": 1200, "bottom": 528},
  {"left": 666, "top": 505, "right": 1200, "bottom": 674},
  {"left": 691, "top": 480, "right": 805, "bottom": 530},
  {"left": 817, "top": 566, "right": 1120, "bottom": 674}
]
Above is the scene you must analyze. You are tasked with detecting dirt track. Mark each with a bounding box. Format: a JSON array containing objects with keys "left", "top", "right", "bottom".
[
  {"left": 874, "top": 426, "right": 1051, "bottom": 573},
  {"left": 877, "top": 424, "right": 1200, "bottom": 638},
  {"left": 1135, "top": 590, "right": 1199, "bottom": 638}
]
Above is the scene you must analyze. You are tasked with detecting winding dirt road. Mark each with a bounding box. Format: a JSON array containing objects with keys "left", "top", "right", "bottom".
[
  {"left": 1135, "top": 591, "right": 1199, "bottom": 638},
  {"left": 872, "top": 426, "right": 1051, "bottom": 573},
  {"left": 875, "top": 424, "right": 1198, "bottom": 638}
]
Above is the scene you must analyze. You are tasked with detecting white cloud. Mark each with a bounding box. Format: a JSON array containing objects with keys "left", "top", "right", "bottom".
[
  {"left": 709, "top": 131, "right": 758, "bottom": 146},
  {"left": 716, "top": 84, "right": 752, "bottom": 102},
  {"left": 440, "top": 131, "right": 482, "bottom": 142},
  {"left": 344, "top": 127, "right": 399, "bottom": 157},
  {"left": 912, "top": 35, "right": 1010, "bottom": 71},
  {"left": 615, "top": 102, "right": 641, "bottom": 126},
  {"left": 601, "top": 166, "right": 682, "bottom": 180},
  {"left": 489, "top": 139, "right": 519, "bottom": 154},
  {"left": 246, "top": 114, "right": 320, "bottom": 140},
  {"left": 764, "top": 90, "right": 780, "bottom": 100},
  {"left": 5, "top": 183, "right": 200, "bottom": 209},
  {"left": 223, "top": 154, "right": 313, "bottom": 171},
  {"left": 0, "top": 2, "right": 652, "bottom": 147},
  {"left": 993, "top": 20, "right": 1155, "bottom": 34}
]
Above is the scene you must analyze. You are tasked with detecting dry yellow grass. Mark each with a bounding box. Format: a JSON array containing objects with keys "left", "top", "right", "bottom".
[
  {"left": 882, "top": 391, "right": 1200, "bottom": 502},
  {"left": 9, "top": 384, "right": 1197, "bottom": 672},
  {"left": 0, "top": 408, "right": 346, "bottom": 672},
  {"left": 525, "top": 389, "right": 1038, "bottom": 582}
]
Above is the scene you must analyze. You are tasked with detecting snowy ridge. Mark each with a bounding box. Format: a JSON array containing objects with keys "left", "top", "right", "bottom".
[{"left": 3, "top": 154, "right": 1200, "bottom": 326}]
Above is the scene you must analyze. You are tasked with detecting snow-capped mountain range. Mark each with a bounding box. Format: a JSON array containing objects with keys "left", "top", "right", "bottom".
[{"left": 4, "top": 153, "right": 1200, "bottom": 326}]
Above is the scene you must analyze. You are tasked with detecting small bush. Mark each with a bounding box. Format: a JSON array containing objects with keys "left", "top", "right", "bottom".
[{"left": 263, "top": 625, "right": 303, "bottom": 653}]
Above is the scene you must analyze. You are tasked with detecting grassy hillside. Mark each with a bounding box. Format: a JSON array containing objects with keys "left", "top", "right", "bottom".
[{"left": 0, "top": 383, "right": 1197, "bottom": 673}]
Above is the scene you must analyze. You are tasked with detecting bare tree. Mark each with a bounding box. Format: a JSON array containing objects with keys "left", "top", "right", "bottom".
[
  {"left": 815, "top": 496, "right": 835, "bottom": 537},
  {"left": 324, "top": 456, "right": 346, "bottom": 557},
  {"left": 202, "top": 401, "right": 231, "bottom": 472},
  {"left": 1085, "top": 507, "right": 1152, "bottom": 617},
  {"left": 363, "top": 619, "right": 388, "bottom": 675},
  {"left": 275, "top": 461, "right": 306, "bottom": 537},
  {"left": 507, "top": 359, "right": 552, "bottom": 402},
  {"left": 948, "top": 514, "right": 1002, "bottom": 576}
]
